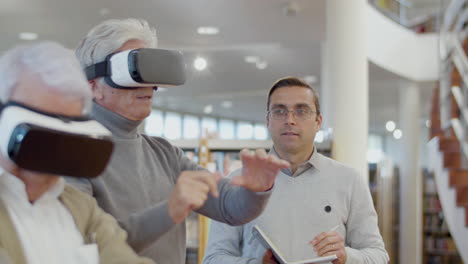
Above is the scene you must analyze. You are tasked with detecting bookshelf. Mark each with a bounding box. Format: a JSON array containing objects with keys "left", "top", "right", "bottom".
[
  {"left": 375, "top": 160, "right": 400, "bottom": 264},
  {"left": 423, "top": 171, "right": 463, "bottom": 264}
]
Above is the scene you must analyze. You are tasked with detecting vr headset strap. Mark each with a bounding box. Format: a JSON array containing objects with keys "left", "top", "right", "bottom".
[
  {"left": 84, "top": 61, "right": 110, "bottom": 81},
  {"left": 83, "top": 61, "right": 158, "bottom": 90}
]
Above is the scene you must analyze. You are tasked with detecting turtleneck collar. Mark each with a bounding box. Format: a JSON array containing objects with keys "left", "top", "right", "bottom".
[{"left": 91, "top": 101, "right": 143, "bottom": 139}]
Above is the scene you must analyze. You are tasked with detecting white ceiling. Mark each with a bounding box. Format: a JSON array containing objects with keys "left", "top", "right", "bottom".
[{"left": 0, "top": 0, "right": 435, "bottom": 134}]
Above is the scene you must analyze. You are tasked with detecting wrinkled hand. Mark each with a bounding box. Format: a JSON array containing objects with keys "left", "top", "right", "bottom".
[
  {"left": 310, "top": 230, "right": 347, "bottom": 264},
  {"left": 168, "top": 171, "right": 221, "bottom": 224},
  {"left": 262, "top": 249, "right": 280, "bottom": 264},
  {"left": 230, "top": 149, "right": 290, "bottom": 192}
]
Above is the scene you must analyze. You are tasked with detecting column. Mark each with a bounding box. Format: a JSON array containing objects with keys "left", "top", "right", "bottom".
[
  {"left": 325, "top": 0, "right": 369, "bottom": 181},
  {"left": 399, "top": 83, "right": 422, "bottom": 264}
]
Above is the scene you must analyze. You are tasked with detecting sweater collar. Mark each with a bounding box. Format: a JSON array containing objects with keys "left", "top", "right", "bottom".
[
  {"left": 269, "top": 146, "right": 321, "bottom": 177},
  {"left": 91, "top": 102, "right": 142, "bottom": 139}
]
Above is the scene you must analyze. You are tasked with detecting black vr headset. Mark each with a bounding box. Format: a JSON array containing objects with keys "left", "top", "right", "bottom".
[
  {"left": 0, "top": 102, "right": 114, "bottom": 178},
  {"left": 84, "top": 48, "right": 187, "bottom": 89}
]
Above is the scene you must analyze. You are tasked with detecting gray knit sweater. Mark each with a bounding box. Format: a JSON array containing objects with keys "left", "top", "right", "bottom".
[
  {"left": 66, "top": 102, "right": 271, "bottom": 264},
  {"left": 203, "top": 150, "right": 389, "bottom": 264}
]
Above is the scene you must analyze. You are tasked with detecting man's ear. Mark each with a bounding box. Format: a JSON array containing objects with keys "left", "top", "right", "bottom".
[
  {"left": 0, "top": 153, "right": 19, "bottom": 177},
  {"left": 89, "top": 79, "right": 104, "bottom": 100},
  {"left": 88, "top": 79, "right": 97, "bottom": 90},
  {"left": 316, "top": 114, "right": 323, "bottom": 131}
]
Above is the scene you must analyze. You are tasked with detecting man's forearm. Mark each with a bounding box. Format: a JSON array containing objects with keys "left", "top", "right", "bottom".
[
  {"left": 196, "top": 178, "right": 271, "bottom": 225},
  {"left": 345, "top": 247, "right": 389, "bottom": 264}
]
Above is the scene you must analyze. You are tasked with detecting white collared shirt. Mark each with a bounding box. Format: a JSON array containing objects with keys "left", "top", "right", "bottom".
[{"left": 0, "top": 169, "right": 98, "bottom": 264}]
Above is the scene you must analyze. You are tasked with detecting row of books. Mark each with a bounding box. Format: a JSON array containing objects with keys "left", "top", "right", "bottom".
[
  {"left": 424, "top": 214, "right": 449, "bottom": 232},
  {"left": 425, "top": 237, "right": 458, "bottom": 252},
  {"left": 426, "top": 255, "right": 462, "bottom": 264},
  {"left": 424, "top": 196, "right": 442, "bottom": 211}
]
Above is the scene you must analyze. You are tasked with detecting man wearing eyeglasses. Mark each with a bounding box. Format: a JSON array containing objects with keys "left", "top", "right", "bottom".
[{"left": 203, "top": 77, "right": 389, "bottom": 264}]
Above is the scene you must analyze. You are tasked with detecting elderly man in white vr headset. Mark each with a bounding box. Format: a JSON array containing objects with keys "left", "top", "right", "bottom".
[
  {"left": 0, "top": 42, "right": 154, "bottom": 264},
  {"left": 66, "top": 18, "right": 290, "bottom": 264}
]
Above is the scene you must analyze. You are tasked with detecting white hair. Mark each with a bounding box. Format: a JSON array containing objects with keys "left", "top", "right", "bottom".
[
  {"left": 76, "top": 18, "right": 157, "bottom": 69},
  {"left": 0, "top": 41, "right": 92, "bottom": 112}
]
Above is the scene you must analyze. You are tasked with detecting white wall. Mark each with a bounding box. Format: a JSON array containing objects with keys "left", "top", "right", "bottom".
[{"left": 367, "top": 4, "right": 439, "bottom": 82}]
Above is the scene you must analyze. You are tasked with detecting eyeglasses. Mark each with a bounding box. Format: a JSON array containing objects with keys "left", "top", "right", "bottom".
[{"left": 268, "top": 108, "right": 317, "bottom": 120}]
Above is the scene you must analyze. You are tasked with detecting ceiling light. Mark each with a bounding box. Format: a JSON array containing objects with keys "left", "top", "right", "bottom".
[
  {"left": 244, "top": 56, "right": 260, "bottom": 64},
  {"left": 204, "top": 104, "right": 213, "bottom": 114},
  {"left": 19, "top": 32, "right": 38, "bottom": 41},
  {"left": 426, "top": 120, "right": 431, "bottom": 128},
  {"left": 385, "top": 121, "right": 396, "bottom": 132},
  {"left": 303, "top": 75, "right": 317, "bottom": 84},
  {"left": 197, "top": 27, "right": 219, "bottom": 35},
  {"left": 393, "top": 129, "right": 402, "bottom": 139},
  {"left": 256, "top": 61, "right": 268, "bottom": 70},
  {"left": 221, "top": 100, "right": 233, "bottom": 108},
  {"left": 194, "top": 57, "right": 207, "bottom": 71}
]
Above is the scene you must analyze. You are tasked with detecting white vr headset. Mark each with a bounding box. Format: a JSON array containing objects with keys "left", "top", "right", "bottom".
[
  {"left": 0, "top": 102, "right": 114, "bottom": 178},
  {"left": 84, "top": 48, "right": 187, "bottom": 89}
]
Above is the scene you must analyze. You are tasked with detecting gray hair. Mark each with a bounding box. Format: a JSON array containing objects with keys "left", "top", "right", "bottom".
[
  {"left": 0, "top": 41, "right": 92, "bottom": 110},
  {"left": 76, "top": 18, "right": 157, "bottom": 69}
]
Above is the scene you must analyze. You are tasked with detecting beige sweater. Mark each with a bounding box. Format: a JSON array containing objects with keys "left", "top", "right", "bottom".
[{"left": 0, "top": 184, "right": 155, "bottom": 264}]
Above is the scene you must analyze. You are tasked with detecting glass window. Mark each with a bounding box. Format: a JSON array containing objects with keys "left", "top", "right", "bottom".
[
  {"left": 254, "top": 123, "right": 268, "bottom": 140},
  {"left": 237, "top": 122, "right": 253, "bottom": 139},
  {"left": 315, "top": 130, "right": 324, "bottom": 143},
  {"left": 183, "top": 115, "right": 200, "bottom": 139},
  {"left": 201, "top": 117, "right": 217, "bottom": 137},
  {"left": 367, "top": 134, "right": 384, "bottom": 163},
  {"left": 219, "top": 119, "right": 235, "bottom": 140},
  {"left": 145, "top": 109, "right": 163, "bottom": 136},
  {"left": 369, "top": 134, "right": 383, "bottom": 150},
  {"left": 164, "top": 112, "right": 182, "bottom": 139}
]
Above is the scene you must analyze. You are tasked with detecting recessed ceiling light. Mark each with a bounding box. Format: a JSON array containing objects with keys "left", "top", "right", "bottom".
[
  {"left": 197, "top": 27, "right": 219, "bottom": 35},
  {"left": 194, "top": 57, "right": 207, "bottom": 71},
  {"left": 393, "top": 129, "right": 402, "bottom": 139},
  {"left": 204, "top": 104, "right": 213, "bottom": 114},
  {"left": 244, "top": 56, "right": 260, "bottom": 64},
  {"left": 221, "top": 100, "right": 233, "bottom": 108},
  {"left": 303, "top": 75, "right": 317, "bottom": 84},
  {"left": 19, "top": 32, "right": 38, "bottom": 41},
  {"left": 256, "top": 61, "right": 268, "bottom": 70},
  {"left": 385, "top": 121, "right": 396, "bottom": 132}
]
